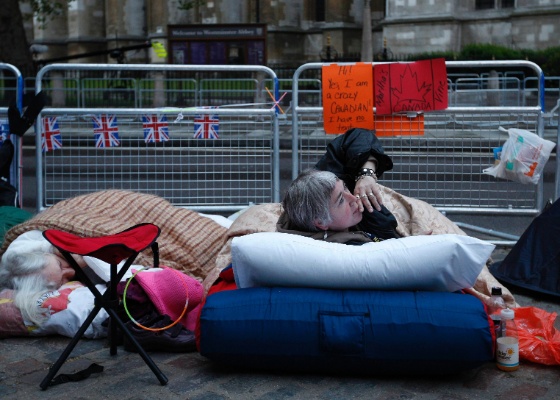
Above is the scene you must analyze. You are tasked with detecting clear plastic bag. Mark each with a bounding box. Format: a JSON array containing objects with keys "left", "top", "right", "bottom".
[{"left": 483, "top": 127, "right": 556, "bottom": 185}]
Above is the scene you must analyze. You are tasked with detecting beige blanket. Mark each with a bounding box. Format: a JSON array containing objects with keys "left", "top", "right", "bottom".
[
  {"left": 205, "top": 185, "right": 517, "bottom": 307},
  {"left": 0, "top": 190, "right": 228, "bottom": 282}
]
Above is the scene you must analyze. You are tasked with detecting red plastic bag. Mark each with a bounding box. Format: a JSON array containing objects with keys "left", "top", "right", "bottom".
[{"left": 515, "top": 306, "right": 560, "bottom": 365}]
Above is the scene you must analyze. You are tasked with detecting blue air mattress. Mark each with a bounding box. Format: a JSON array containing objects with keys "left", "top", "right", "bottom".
[{"left": 199, "top": 287, "right": 494, "bottom": 375}]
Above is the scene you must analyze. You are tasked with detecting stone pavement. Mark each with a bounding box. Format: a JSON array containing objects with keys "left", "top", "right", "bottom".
[
  {"left": 6, "top": 143, "right": 560, "bottom": 399},
  {"left": 1, "top": 262, "right": 560, "bottom": 400}
]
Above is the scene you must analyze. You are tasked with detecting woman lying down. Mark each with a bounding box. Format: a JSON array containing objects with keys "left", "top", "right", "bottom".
[
  {"left": 0, "top": 229, "right": 202, "bottom": 352},
  {"left": 0, "top": 188, "right": 230, "bottom": 346}
]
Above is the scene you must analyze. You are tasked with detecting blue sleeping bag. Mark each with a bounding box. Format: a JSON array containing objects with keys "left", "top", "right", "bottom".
[{"left": 199, "top": 287, "right": 494, "bottom": 375}]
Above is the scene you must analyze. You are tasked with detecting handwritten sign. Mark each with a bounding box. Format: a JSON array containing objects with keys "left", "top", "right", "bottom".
[
  {"left": 322, "top": 63, "right": 374, "bottom": 134},
  {"left": 374, "top": 58, "right": 448, "bottom": 115}
]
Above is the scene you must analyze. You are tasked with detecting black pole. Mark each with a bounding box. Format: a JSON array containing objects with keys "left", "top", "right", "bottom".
[{"left": 37, "top": 42, "right": 152, "bottom": 64}]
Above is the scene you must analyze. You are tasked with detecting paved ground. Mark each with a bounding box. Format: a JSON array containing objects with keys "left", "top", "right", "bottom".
[
  {"left": 1, "top": 244, "right": 560, "bottom": 400},
  {"left": 2, "top": 142, "right": 560, "bottom": 399}
]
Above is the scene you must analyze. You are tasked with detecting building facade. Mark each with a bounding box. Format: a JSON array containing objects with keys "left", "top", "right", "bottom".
[
  {"left": 383, "top": 0, "right": 560, "bottom": 58},
  {"left": 27, "top": 0, "right": 560, "bottom": 67}
]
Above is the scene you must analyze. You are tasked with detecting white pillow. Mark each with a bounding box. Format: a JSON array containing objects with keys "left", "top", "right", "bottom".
[
  {"left": 2, "top": 230, "right": 53, "bottom": 257},
  {"left": 232, "top": 232, "right": 494, "bottom": 292},
  {"left": 29, "top": 282, "right": 109, "bottom": 339}
]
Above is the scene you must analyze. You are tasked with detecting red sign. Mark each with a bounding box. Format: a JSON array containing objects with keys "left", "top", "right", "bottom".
[{"left": 374, "top": 58, "right": 448, "bottom": 115}]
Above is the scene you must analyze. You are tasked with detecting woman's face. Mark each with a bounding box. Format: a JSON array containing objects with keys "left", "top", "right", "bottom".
[
  {"left": 325, "top": 179, "right": 363, "bottom": 231},
  {"left": 41, "top": 254, "right": 76, "bottom": 287}
]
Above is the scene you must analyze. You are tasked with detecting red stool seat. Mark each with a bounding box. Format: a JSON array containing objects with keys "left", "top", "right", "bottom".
[{"left": 43, "top": 223, "right": 160, "bottom": 265}]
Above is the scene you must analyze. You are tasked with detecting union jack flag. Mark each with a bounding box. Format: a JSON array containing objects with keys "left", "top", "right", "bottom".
[
  {"left": 193, "top": 111, "right": 219, "bottom": 139},
  {"left": 0, "top": 119, "right": 8, "bottom": 144},
  {"left": 41, "top": 117, "right": 63, "bottom": 152},
  {"left": 92, "top": 114, "right": 120, "bottom": 148},
  {"left": 142, "top": 114, "right": 169, "bottom": 143}
]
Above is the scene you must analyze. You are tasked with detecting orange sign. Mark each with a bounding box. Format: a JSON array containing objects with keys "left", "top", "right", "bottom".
[
  {"left": 322, "top": 63, "right": 374, "bottom": 134},
  {"left": 374, "top": 114, "right": 425, "bottom": 137}
]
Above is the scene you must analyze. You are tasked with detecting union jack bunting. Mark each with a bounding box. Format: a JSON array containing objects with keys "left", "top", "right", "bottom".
[
  {"left": 142, "top": 114, "right": 169, "bottom": 143},
  {"left": 41, "top": 117, "right": 63, "bottom": 152},
  {"left": 193, "top": 110, "right": 219, "bottom": 139},
  {"left": 0, "top": 119, "right": 8, "bottom": 144},
  {"left": 92, "top": 114, "right": 120, "bottom": 148}
]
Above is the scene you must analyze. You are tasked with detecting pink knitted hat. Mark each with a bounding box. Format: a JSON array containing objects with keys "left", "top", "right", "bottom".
[{"left": 133, "top": 267, "right": 203, "bottom": 331}]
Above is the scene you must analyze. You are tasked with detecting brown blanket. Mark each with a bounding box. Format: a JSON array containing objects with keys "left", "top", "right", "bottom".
[{"left": 0, "top": 190, "right": 228, "bottom": 282}]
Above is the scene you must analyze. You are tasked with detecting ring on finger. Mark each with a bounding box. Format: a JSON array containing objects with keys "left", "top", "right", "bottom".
[
  {"left": 367, "top": 192, "right": 374, "bottom": 197},
  {"left": 361, "top": 194, "right": 368, "bottom": 198},
  {"left": 356, "top": 195, "right": 361, "bottom": 199}
]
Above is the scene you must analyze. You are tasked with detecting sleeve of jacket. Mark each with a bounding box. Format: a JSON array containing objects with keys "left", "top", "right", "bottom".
[{"left": 314, "top": 128, "right": 393, "bottom": 181}]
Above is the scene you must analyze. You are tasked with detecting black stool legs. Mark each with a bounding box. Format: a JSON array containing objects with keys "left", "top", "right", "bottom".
[{"left": 40, "top": 254, "right": 168, "bottom": 389}]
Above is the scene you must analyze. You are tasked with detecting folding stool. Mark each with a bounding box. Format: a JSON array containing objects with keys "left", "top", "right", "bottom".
[{"left": 39, "top": 223, "right": 168, "bottom": 389}]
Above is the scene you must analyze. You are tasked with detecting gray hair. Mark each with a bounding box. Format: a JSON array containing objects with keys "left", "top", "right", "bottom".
[
  {"left": 0, "top": 251, "right": 58, "bottom": 325},
  {"left": 282, "top": 169, "right": 338, "bottom": 232}
]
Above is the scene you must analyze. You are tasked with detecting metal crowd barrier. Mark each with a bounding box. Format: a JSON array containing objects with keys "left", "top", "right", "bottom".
[
  {"left": 524, "top": 76, "right": 560, "bottom": 112},
  {"left": 0, "top": 63, "right": 24, "bottom": 207},
  {"left": 291, "top": 60, "right": 549, "bottom": 244},
  {"left": 452, "top": 77, "right": 522, "bottom": 107},
  {"left": 34, "top": 64, "right": 281, "bottom": 213}
]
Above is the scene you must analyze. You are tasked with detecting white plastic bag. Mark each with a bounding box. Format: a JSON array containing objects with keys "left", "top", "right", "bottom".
[{"left": 483, "top": 127, "right": 556, "bottom": 185}]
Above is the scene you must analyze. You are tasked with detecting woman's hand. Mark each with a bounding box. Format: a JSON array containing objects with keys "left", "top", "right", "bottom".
[{"left": 354, "top": 175, "right": 383, "bottom": 213}]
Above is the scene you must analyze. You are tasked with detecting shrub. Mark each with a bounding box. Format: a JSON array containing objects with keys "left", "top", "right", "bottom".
[{"left": 411, "top": 44, "right": 560, "bottom": 76}]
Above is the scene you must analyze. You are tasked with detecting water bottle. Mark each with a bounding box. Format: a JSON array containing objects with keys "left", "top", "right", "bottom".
[
  {"left": 496, "top": 308, "right": 519, "bottom": 371},
  {"left": 486, "top": 287, "right": 506, "bottom": 338},
  {"left": 505, "top": 135, "right": 524, "bottom": 171}
]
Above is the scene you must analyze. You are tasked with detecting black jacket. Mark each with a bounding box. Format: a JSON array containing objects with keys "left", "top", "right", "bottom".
[
  {"left": 315, "top": 128, "right": 400, "bottom": 240},
  {"left": 315, "top": 127, "right": 393, "bottom": 192}
]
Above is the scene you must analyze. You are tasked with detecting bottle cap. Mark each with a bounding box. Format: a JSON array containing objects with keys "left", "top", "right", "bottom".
[
  {"left": 491, "top": 287, "right": 503, "bottom": 296},
  {"left": 500, "top": 308, "right": 514, "bottom": 320}
]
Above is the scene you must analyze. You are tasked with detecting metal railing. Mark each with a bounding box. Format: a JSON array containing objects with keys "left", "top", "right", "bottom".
[
  {"left": 28, "top": 60, "right": 558, "bottom": 232},
  {"left": 31, "top": 68, "right": 281, "bottom": 110},
  {"left": 291, "top": 60, "right": 549, "bottom": 244},
  {"left": 34, "top": 63, "right": 281, "bottom": 213}
]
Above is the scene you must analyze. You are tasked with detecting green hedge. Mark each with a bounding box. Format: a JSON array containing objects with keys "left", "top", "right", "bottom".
[{"left": 412, "top": 44, "right": 560, "bottom": 76}]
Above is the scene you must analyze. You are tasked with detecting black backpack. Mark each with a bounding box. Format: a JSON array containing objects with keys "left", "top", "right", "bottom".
[
  {"left": 0, "top": 139, "right": 17, "bottom": 207},
  {"left": 0, "top": 91, "right": 46, "bottom": 207}
]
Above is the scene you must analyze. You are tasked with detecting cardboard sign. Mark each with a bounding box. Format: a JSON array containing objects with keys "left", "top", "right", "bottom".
[
  {"left": 322, "top": 63, "right": 374, "bottom": 134},
  {"left": 374, "top": 58, "right": 448, "bottom": 115}
]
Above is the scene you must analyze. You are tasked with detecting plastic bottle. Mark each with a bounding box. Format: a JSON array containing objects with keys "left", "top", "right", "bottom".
[
  {"left": 486, "top": 287, "right": 506, "bottom": 338},
  {"left": 496, "top": 308, "right": 519, "bottom": 371},
  {"left": 505, "top": 135, "right": 524, "bottom": 171}
]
